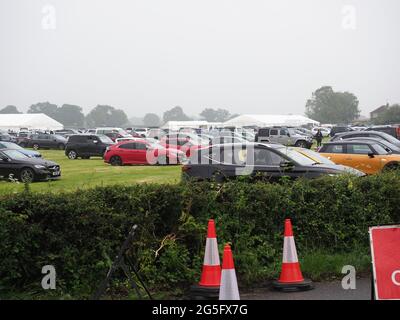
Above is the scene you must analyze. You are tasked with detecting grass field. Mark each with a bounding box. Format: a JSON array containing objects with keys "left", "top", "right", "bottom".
[
  {"left": 0, "top": 149, "right": 182, "bottom": 194},
  {"left": 0, "top": 138, "right": 328, "bottom": 194}
]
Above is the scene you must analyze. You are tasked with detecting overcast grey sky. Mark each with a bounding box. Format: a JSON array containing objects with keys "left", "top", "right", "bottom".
[{"left": 0, "top": 0, "right": 399, "bottom": 118}]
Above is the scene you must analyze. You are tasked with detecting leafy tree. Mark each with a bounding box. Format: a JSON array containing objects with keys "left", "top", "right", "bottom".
[
  {"left": 86, "top": 105, "right": 128, "bottom": 127},
  {"left": 143, "top": 113, "right": 161, "bottom": 127},
  {"left": 163, "top": 106, "right": 191, "bottom": 123},
  {"left": 200, "top": 108, "right": 231, "bottom": 122},
  {"left": 0, "top": 105, "right": 21, "bottom": 114},
  {"left": 27, "top": 102, "right": 58, "bottom": 119},
  {"left": 374, "top": 104, "right": 400, "bottom": 125},
  {"left": 55, "top": 104, "right": 85, "bottom": 127},
  {"left": 305, "top": 86, "right": 360, "bottom": 124}
]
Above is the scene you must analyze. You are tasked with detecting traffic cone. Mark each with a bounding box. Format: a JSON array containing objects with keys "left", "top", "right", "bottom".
[
  {"left": 272, "top": 219, "right": 314, "bottom": 292},
  {"left": 219, "top": 244, "right": 240, "bottom": 300},
  {"left": 199, "top": 219, "right": 221, "bottom": 287},
  {"left": 189, "top": 219, "right": 221, "bottom": 299}
]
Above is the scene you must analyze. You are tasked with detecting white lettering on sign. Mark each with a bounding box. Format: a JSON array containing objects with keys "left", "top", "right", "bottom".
[
  {"left": 341, "top": 265, "right": 356, "bottom": 290},
  {"left": 41, "top": 265, "right": 56, "bottom": 289},
  {"left": 392, "top": 270, "right": 400, "bottom": 286}
]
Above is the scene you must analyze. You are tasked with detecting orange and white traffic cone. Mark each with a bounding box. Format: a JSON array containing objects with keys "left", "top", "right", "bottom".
[
  {"left": 272, "top": 218, "right": 313, "bottom": 292},
  {"left": 219, "top": 244, "right": 240, "bottom": 300},
  {"left": 190, "top": 219, "right": 221, "bottom": 299},
  {"left": 199, "top": 219, "right": 221, "bottom": 287}
]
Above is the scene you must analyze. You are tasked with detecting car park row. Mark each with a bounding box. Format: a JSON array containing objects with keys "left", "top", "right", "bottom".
[{"left": 1, "top": 124, "right": 400, "bottom": 182}]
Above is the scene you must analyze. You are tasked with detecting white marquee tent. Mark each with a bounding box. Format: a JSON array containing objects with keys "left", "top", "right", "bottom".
[
  {"left": 223, "top": 114, "right": 319, "bottom": 128},
  {"left": 0, "top": 113, "right": 64, "bottom": 131},
  {"left": 162, "top": 120, "right": 211, "bottom": 130}
]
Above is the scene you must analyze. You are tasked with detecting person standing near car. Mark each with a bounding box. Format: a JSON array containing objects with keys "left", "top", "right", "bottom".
[{"left": 315, "top": 129, "right": 323, "bottom": 147}]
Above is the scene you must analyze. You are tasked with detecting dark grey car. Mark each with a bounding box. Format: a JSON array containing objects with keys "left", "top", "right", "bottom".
[
  {"left": 182, "top": 143, "right": 364, "bottom": 182},
  {"left": 330, "top": 131, "right": 400, "bottom": 148},
  {"left": 23, "top": 134, "right": 68, "bottom": 150},
  {"left": 0, "top": 149, "right": 61, "bottom": 182}
]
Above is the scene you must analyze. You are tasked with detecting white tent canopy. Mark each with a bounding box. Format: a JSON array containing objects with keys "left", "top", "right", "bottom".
[
  {"left": 0, "top": 113, "right": 64, "bottom": 131},
  {"left": 223, "top": 114, "right": 319, "bottom": 128},
  {"left": 162, "top": 120, "right": 211, "bottom": 130}
]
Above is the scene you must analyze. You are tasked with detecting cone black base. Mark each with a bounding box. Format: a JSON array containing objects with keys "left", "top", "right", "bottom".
[
  {"left": 272, "top": 279, "right": 314, "bottom": 292},
  {"left": 189, "top": 284, "right": 220, "bottom": 300}
]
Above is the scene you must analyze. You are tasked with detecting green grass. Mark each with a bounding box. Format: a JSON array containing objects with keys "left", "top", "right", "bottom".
[
  {"left": 300, "top": 250, "right": 371, "bottom": 281},
  {"left": 0, "top": 149, "right": 181, "bottom": 194}
]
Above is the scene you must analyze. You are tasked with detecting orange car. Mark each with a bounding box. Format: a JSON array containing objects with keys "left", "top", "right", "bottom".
[{"left": 318, "top": 140, "right": 400, "bottom": 174}]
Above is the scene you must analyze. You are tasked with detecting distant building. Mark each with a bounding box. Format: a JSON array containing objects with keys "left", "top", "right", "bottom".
[{"left": 370, "top": 103, "right": 389, "bottom": 119}]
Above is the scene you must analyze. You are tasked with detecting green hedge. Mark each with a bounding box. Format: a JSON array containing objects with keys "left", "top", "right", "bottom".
[{"left": 0, "top": 173, "right": 399, "bottom": 297}]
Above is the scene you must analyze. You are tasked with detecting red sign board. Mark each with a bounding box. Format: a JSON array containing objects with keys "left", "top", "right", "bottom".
[{"left": 370, "top": 225, "right": 400, "bottom": 300}]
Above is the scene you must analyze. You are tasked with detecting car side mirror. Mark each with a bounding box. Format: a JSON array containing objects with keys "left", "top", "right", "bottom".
[{"left": 368, "top": 152, "right": 375, "bottom": 158}]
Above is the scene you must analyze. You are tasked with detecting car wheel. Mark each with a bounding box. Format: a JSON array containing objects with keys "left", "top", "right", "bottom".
[
  {"left": 20, "top": 168, "right": 35, "bottom": 183},
  {"left": 384, "top": 163, "right": 400, "bottom": 171},
  {"left": 67, "top": 150, "right": 78, "bottom": 160},
  {"left": 110, "top": 156, "right": 123, "bottom": 166},
  {"left": 58, "top": 143, "right": 65, "bottom": 150},
  {"left": 295, "top": 140, "right": 308, "bottom": 148},
  {"left": 33, "top": 144, "right": 40, "bottom": 150},
  {"left": 157, "top": 156, "right": 170, "bottom": 165}
]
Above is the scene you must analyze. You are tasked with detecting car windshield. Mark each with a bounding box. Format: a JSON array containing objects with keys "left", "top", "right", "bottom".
[
  {"left": 0, "top": 142, "right": 22, "bottom": 150},
  {"left": 288, "top": 128, "right": 302, "bottom": 135},
  {"left": 98, "top": 135, "right": 114, "bottom": 144},
  {"left": 2, "top": 149, "right": 30, "bottom": 160},
  {"left": 276, "top": 147, "right": 317, "bottom": 166},
  {"left": 378, "top": 133, "right": 400, "bottom": 145},
  {"left": 372, "top": 143, "right": 390, "bottom": 155},
  {"left": 115, "top": 129, "right": 130, "bottom": 136}
]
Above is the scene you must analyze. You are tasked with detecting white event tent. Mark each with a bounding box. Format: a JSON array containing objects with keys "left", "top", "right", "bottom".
[
  {"left": 223, "top": 114, "right": 319, "bottom": 128},
  {"left": 162, "top": 120, "right": 211, "bottom": 130},
  {"left": 0, "top": 113, "right": 64, "bottom": 131}
]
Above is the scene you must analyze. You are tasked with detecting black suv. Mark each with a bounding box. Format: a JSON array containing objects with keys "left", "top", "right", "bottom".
[
  {"left": 65, "top": 134, "right": 114, "bottom": 159},
  {"left": 21, "top": 133, "right": 67, "bottom": 150},
  {"left": 0, "top": 149, "right": 61, "bottom": 183}
]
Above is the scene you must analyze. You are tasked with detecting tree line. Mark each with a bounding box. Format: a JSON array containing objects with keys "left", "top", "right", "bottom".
[
  {"left": 1, "top": 86, "right": 398, "bottom": 127},
  {"left": 0, "top": 103, "right": 236, "bottom": 128}
]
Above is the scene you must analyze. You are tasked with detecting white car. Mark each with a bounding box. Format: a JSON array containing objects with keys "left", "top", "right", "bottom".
[{"left": 311, "top": 127, "right": 331, "bottom": 137}]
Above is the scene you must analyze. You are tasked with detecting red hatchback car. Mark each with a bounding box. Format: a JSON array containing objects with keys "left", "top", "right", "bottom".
[
  {"left": 159, "top": 136, "right": 205, "bottom": 157},
  {"left": 104, "top": 140, "right": 185, "bottom": 166}
]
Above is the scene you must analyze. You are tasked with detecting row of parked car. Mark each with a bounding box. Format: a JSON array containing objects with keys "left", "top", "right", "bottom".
[
  {"left": 2, "top": 124, "right": 400, "bottom": 183},
  {"left": 182, "top": 128, "right": 400, "bottom": 181}
]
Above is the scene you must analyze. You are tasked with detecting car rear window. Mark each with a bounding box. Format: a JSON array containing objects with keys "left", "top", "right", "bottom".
[
  {"left": 70, "top": 136, "right": 88, "bottom": 143},
  {"left": 347, "top": 144, "right": 372, "bottom": 155},
  {"left": 119, "top": 143, "right": 134, "bottom": 149},
  {"left": 258, "top": 129, "right": 269, "bottom": 136},
  {"left": 270, "top": 129, "right": 278, "bottom": 135},
  {"left": 323, "top": 144, "right": 345, "bottom": 153}
]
